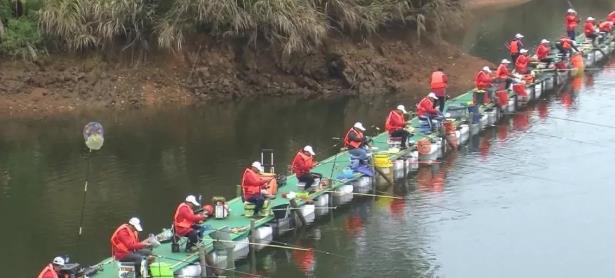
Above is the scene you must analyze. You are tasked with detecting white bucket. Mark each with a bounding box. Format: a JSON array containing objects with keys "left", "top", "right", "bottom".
[
  {"left": 253, "top": 226, "right": 273, "bottom": 250},
  {"left": 314, "top": 193, "right": 330, "bottom": 217},
  {"left": 545, "top": 77, "right": 554, "bottom": 90},
  {"left": 409, "top": 151, "right": 419, "bottom": 171},
  {"left": 393, "top": 159, "right": 405, "bottom": 172},
  {"left": 458, "top": 124, "right": 469, "bottom": 145},
  {"left": 470, "top": 123, "right": 480, "bottom": 135},
  {"left": 176, "top": 265, "right": 202, "bottom": 278},
  {"left": 486, "top": 110, "right": 496, "bottom": 126},
  {"left": 300, "top": 204, "right": 316, "bottom": 224},
  {"left": 353, "top": 176, "right": 372, "bottom": 193},
  {"left": 534, "top": 83, "right": 542, "bottom": 99},
  {"left": 333, "top": 184, "right": 354, "bottom": 205},
  {"left": 479, "top": 114, "right": 489, "bottom": 130}
]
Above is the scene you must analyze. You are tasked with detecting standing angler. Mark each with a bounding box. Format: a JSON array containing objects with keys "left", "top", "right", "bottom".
[
  {"left": 384, "top": 105, "right": 411, "bottom": 149},
  {"left": 566, "top": 9, "right": 580, "bottom": 40},
  {"left": 291, "top": 145, "right": 322, "bottom": 191},
  {"left": 507, "top": 33, "right": 524, "bottom": 64},
  {"left": 429, "top": 68, "right": 448, "bottom": 112}
]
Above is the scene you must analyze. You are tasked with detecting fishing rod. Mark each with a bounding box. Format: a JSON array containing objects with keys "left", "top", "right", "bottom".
[
  {"left": 547, "top": 116, "right": 615, "bottom": 129},
  {"left": 271, "top": 207, "right": 338, "bottom": 211},
  {"left": 267, "top": 240, "right": 349, "bottom": 259},
  {"left": 323, "top": 190, "right": 404, "bottom": 199},
  {"left": 76, "top": 149, "right": 92, "bottom": 255},
  {"left": 153, "top": 254, "right": 265, "bottom": 277}
]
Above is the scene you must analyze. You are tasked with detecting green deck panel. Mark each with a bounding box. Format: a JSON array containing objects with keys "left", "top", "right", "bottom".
[{"left": 89, "top": 33, "right": 615, "bottom": 277}]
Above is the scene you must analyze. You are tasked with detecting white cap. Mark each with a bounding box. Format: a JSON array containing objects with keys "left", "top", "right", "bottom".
[
  {"left": 501, "top": 59, "right": 510, "bottom": 64},
  {"left": 396, "top": 105, "right": 407, "bottom": 113},
  {"left": 427, "top": 92, "right": 438, "bottom": 99},
  {"left": 303, "top": 145, "right": 315, "bottom": 156},
  {"left": 52, "top": 257, "right": 65, "bottom": 266},
  {"left": 251, "top": 161, "right": 264, "bottom": 172},
  {"left": 482, "top": 66, "right": 491, "bottom": 73},
  {"left": 587, "top": 17, "right": 595, "bottom": 21},
  {"left": 353, "top": 122, "right": 366, "bottom": 131},
  {"left": 541, "top": 39, "right": 550, "bottom": 44},
  {"left": 515, "top": 33, "right": 524, "bottom": 39},
  {"left": 520, "top": 49, "right": 528, "bottom": 53},
  {"left": 567, "top": 9, "right": 575, "bottom": 13},
  {"left": 185, "top": 195, "right": 200, "bottom": 206},
  {"left": 129, "top": 217, "right": 143, "bottom": 232}
]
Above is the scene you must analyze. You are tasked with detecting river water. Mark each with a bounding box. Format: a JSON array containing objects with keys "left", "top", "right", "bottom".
[{"left": 2, "top": 0, "right": 614, "bottom": 277}]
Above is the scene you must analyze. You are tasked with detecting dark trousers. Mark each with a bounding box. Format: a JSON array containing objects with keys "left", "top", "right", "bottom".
[
  {"left": 297, "top": 172, "right": 322, "bottom": 190},
  {"left": 390, "top": 129, "right": 411, "bottom": 148},
  {"left": 567, "top": 30, "right": 576, "bottom": 41},
  {"left": 540, "top": 58, "right": 553, "bottom": 67},
  {"left": 247, "top": 195, "right": 265, "bottom": 215},
  {"left": 436, "top": 96, "right": 446, "bottom": 112},
  {"left": 120, "top": 249, "right": 152, "bottom": 277},
  {"left": 184, "top": 225, "right": 205, "bottom": 250},
  {"left": 586, "top": 33, "right": 597, "bottom": 45},
  {"left": 511, "top": 53, "right": 519, "bottom": 64}
]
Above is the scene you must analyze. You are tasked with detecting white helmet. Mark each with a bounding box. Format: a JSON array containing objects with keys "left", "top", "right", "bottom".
[
  {"left": 482, "top": 66, "right": 491, "bottom": 73},
  {"left": 303, "top": 145, "right": 315, "bottom": 155},
  {"left": 353, "top": 122, "right": 366, "bottom": 131},
  {"left": 185, "top": 195, "right": 200, "bottom": 206},
  {"left": 541, "top": 39, "right": 550, "bottom": 44},
  {"left": 251, "top": 161, "right": 264, "bottom": 172},
  {"left": 427, "top": 92, "right": 438, "bottom": 99},
  {"left": 501, "top": 59, "right": 511, "bottom": 64},
  {"left": 567, "top": 9, "right": 575, "bottom": 14},
  {"left": 587, "top": 17, "right": 595, "bottom": 21},
  {"left": 515, "top": 33, "right": 524, "bottom": 39},
  {"left": 128, "top": 217, "right": 143, "bottom": 232},
  {"left": 520, "top": 49, "right": 528, "bottom": 54},
  {"left": 396, "top": 105, "right": 407, "bottom": 113},
  {"left": 52, "top": 257, "right": 65, "bottom": 266}
]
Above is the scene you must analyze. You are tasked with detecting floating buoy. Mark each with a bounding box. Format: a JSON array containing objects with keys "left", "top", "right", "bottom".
[{"left": 83, "top": 122, "right": 104, "bottom": 151}]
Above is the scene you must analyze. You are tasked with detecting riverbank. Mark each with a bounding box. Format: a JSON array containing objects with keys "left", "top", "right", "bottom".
[
  {"left": 467, "top": 0, "right": 534, "bottom": 9},
  {"left": 0, "top": 35, "right": 491, "bottom": 117}
]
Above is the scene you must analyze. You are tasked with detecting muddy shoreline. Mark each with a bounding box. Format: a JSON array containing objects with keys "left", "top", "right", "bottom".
[{"left": 466, "top": 0, "right": 534, "bottom": 9}]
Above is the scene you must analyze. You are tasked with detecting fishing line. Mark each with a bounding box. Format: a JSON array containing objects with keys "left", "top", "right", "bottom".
[
  {"left": 547, "top": 116, "right": 615, "bottom": 129},
  {"left": 267, "top": 240, "right": 350, "bottom": 259},
  {"left": 76, "top": 149, "right": 92, "bottom": 256},
  {"left": 526, "top": 130, "right": 606, "bottom": 146}
]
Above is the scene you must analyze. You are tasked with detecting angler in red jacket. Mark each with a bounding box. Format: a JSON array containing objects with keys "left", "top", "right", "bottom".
[
  {"left": 507, "top": 33, "right": 524, "bottom": 63},
  {"left": 384, "top": 105, "right": 411, "bottom": 149},
  {"left": 585, "top": 17, "right": 597, "bottom": 45},
  {"left": 495, "top": 59, "right": 513, "bottom": 89},
  {"left": 556, "top": 36, "right": 579, "bottom": 57},
  {"left": 430, "top": 68, "right": 448, "bottom": 111},
  {"left": 241, "top": 161, "right": 273, "bottom": 216},
  {"left": 291, "top": 145, "right": 322, "bottom": 190},
  {"left": 344, "top": 122, "right": 369, "bottom": 162},
  {"left": 599, "top": 21, "right": 613, "bottom": 33},
  {"left": 565, "top": 9, "right": 579, "bottom": 40},
  {"left": 36, "top": 257, "right": 65, "bottom": 278},
  {"left": 416, "top": 93, "right": 440, "bottom": 130},
  {"left": 515, "top": 49, "right": 530, "bottom": 74},
  {"left": 110, "top": 217, "right": 152, "bottom": 276},
  {"left": 536, "top": 39, "right": 553, "bottom": 66},
  {"left": 475, "top": 66, "right": 493, "bottom": 90},
  {"left": 174, "top": 195, "right": 207, "bottom": 251}
]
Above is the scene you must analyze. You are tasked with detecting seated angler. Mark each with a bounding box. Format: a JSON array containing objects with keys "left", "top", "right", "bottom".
[
  {"left": 110, "top": 217, "right": 153, "bottom": 278},
  {"left": 173, "top": 195, "right": 207, "bottom": 252},
  {"left": 36, "top": 257, "right": 65, "bottom": 278},
  {"left": 584, "top": 17, "right": 598, "bottom": 45},
  {"left": 416, "top": 93, "right": 441, "bottom": 130},
  {"left": 515, "top": 49, "right": 530, "bottom": 74},
  {"left": 495, "top": 59, "right": 513, "bottom": 90},
  {"left": 385, "top": 105, "right": 411, "bottom": 149},
  {"left": 291, "top": 145, "right": 322, "bottom": 191},
  {"left": 556, "top": 35, "right": 579, "bottom": 58},
  {"left": 241, "top": 161, "right": 274, "bottom": 217},
  {"left": 535, "top": 39, "right": 553, "bottom": 67},
  {"left": 343, "top": 122, "right": 370, "bottom": 162}
]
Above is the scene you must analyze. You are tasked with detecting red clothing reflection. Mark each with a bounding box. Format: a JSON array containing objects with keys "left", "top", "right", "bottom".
[
  {"left": 389, "top": 199, "right": 406, "bottom": 220},
  {"left": 479, "top": 137, "right": 491, "bottom": 159},
  {"left": 497, "top": 124, "right": 509, "bottom": 141},
  {"left": 344, "top": 214, "right": 364, "bottom": 236},
  {"left": 571, "top": 76, "right": 583, "bottom": 93},
  {"left": 537, "top": 101, "right": 549, "bottom": 120},
  {"left": 293, "top": 248, "right": 315, "bottom": 275},
  {"left": 513, "top": 112, "right": 530, "bottom": 130}
]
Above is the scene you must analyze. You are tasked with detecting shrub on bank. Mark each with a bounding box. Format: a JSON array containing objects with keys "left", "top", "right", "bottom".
[{"left": 0, "top": 0, "right": 45, "bottom": 60}]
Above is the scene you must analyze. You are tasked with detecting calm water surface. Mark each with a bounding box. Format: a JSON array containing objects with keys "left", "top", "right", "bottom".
[{"left": 2, "top": 0, "right": 615, "bottom": 277}]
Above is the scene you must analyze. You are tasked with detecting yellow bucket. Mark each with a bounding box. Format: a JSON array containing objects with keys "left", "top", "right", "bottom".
[{"left": 374, "top": 153, "right": 392, "bottom": 168}]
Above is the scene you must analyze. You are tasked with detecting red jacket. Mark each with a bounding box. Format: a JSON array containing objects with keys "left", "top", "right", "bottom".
[
  {"left": 495, "top": 64, "right": 509, "bottom": 79},
  {"left": 508, "top": 39, "right": 522, "bottom": 55},
  {"left": 599, "top": 21, "right": 613, "bottom": 32},
  {"left": 384, "top": 110, "right": 405, "bottom": 133},
  {"left": 291, "top": 151, "right": 315, "bottom": 176},
  {"left": 173, "top": 203, "right": 205, "bottom": 236},
  {"left": 110, "top": 224, "right": 145, "bottom": 260},
  {"left": 416, "top": 97, "right": 438, "bottom": 117},
  {"left": 343, "top": 128, "right": 364, "bottom": 149},
  {"left": 584, "top": 21, "right": 595, "bottom": 35},
  {"left": 241, "top": 168, "right": 267, "bottom": 200},
  {"left": 566, "top": 14, "right": 578, "bottom": 31},
  {"left": 515, "top": 55, "right": 529, "bottom": 73},
  {"left": 37, "top": 264, "right": 58, "bottom": 278},
  {"left": 609, "top": 11, "right": 615, "bottom": 22},
  {"left": 430, "top": 71, "right": 448, "bottom": 90},
  {"left": 474, "top": 71, "right": 492, "bottom": 90},
  {"left": 536, "top": 44, "right": 550, "bottom": 60}
]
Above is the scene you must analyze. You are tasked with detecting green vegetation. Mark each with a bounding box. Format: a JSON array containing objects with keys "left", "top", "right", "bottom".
[
  {"left": 0, "top": 0, "right": 462, "bottom": 60},
  {"left": 0, "top": 0, "right": 44, "bottom": 60}
]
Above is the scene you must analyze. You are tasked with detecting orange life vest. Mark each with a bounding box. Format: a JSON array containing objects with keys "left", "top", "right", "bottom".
[
  {"left": 291, "top": 151, "right": 314, "bottom": 176},
  {"left": 173, "top": 203, "right": 193, "bottom": 231},
  {"left": 37, "top": 264, "right": 58, "bottom": 278},
  {"left": 343, "top": 128, "right": 364, "bottom": 149},
  {"left": 430, "top": 71, "right": 446, "bottom": 89},
  {"left": 560, "top": 37, "right": 571, "bottom": 49},
  {"left": 509, "top": 40, "right": 520, "bottom": 54},
  {"left": 110, "top": 224, "right": 138, "bottom": 259}
]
